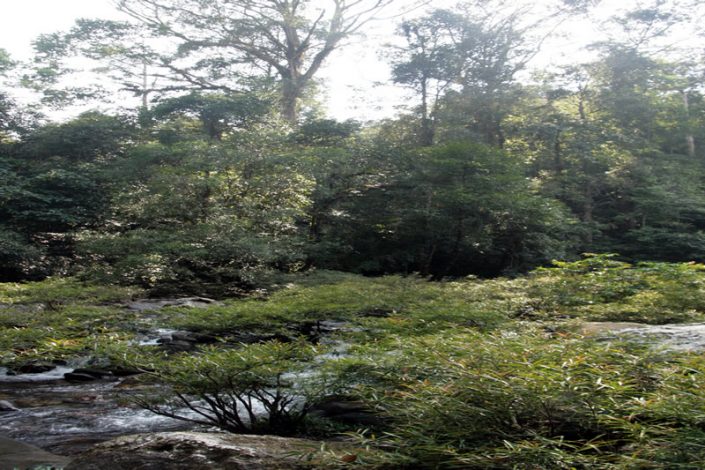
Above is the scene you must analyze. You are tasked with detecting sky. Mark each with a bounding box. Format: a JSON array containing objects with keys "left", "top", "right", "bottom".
[{"left": 0, "top": 0, "right": 696, "bottom": 122}]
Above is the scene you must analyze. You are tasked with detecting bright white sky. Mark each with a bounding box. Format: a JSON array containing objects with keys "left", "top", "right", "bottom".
[{"left": 0, "top": 0, "right": 697, "bottom": 121}]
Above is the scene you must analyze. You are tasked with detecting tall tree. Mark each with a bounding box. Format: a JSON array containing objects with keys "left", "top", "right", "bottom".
[
  {"left": 113, "top": 0, "right": 406, "bottom": 124},
  {"left": 0, "top": 49, "right": 14, "bottom": 137},
  {"left": 391, "top": 0, "right": 596, "bottom": 147},
  {"left": 389, "top": 15, "right": 456, "bottom": 146}
]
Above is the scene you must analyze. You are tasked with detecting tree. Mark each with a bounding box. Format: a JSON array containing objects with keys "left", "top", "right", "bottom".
[
  {"left": 0, "top": 49, "right": 38, "bottom": 138},
  {"left": 78, "top": 122, "right": 314, "bottom": 294},
  {"left": 0, "top": 49, "right": 14, "bottom": 137},
  {"left": 150, "top": 92, "right": 272, "bottom": 140},
  {"left": 0, "top": 112, "right": 136, "bottom": 280},
  {"left": 309, "top": 141, "right": 572, "bottom": 276},
  {"left": 389, "top": 15, "right": 457, "bottom": 146},
  {"left": 391, "top": 1, "right": 596, "bottom": 148},
  {"left": 106, "top": 0, "right": 407, "bottom": 124}
]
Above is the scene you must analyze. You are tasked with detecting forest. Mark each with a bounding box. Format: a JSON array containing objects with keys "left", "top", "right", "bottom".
[{"left": 2, "top": 0, "right": 705, "bottom": 468}]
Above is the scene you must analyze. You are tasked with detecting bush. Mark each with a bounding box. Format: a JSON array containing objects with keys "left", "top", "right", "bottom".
[
  {"left": 527, "top": 254, "right": 705, "bottom": 323},
  {"left": 341, "top": 330, "right": 705, "bottom": 468},
  {"left": 128, "top": 341, "right": 325, "bottom": 435}
]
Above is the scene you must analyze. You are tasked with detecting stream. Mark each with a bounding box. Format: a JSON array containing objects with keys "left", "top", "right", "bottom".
[
  {"left": 4, "top": 319, "right": 705, "bottom": 460},
  {"left": 0, "top": 369, "right": 203, "bottom": 456},
  {"left": 0, "top": 319, "right": 352, "bottom": 459},
  {"left": 584, "top": 321, "right": 705, "bottom": 351}
]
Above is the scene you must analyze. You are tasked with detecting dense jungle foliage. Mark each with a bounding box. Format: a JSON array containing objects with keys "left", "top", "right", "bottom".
[
  {"left": 1, "top": 0, "right": 704, "bottom": 291},
  {"left": 2, "top": 0, "right": 705, "bottom": 467}
]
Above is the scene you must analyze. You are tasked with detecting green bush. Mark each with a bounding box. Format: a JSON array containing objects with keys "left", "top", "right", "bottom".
[
  {"left": 340, "top": 330, "right": 705, "bottom": 468},
  {"left": 128, "top": 341, "right": 324, "bottom": 435},
  {"left": 527, "top": 254, "right": 705, "bottom": 323}
]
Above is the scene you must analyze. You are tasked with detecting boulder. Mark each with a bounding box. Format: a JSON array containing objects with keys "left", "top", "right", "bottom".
[
  {"left": 310, "top": 396, "right": 384, "bottom": 426},
  {"left": 161, "top": 339, "right": 197, "bottom": 353},
  {"left": 72, "top": 368, "right": 114, "bottom": 379},
  {"left": 64, "top": 372, "right": 101, "bottom": 383},
  {"left": 66, "top": 432, "right": 332, "bottom": 470},
  {"left": 108, "top": 366, "right": 143, "bottom": 377},
  {"left": 17, "top": 363, "right": 56, "bottom": 374},
  {"left": 0, "top": 436, "right": 71, "bottom": 470},
  {"left": 126, "top": 297, "right": 222, "bottom": 312},
  {"left": 171, "top": 331, "right": 219, "bottom": 344},
  {"left": 0, "top": 400, "right": 19, "bottom": 412},
  {"left": 229, "top": 332, "right": 293, "bottom": 345}
]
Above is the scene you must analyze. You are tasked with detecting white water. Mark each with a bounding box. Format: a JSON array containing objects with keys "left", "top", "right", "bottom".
[
  {"left": 0, "top": 366, "right": 75, "bottom": 382},
  {"left": 136, "top": 328, "right": 179, "bottom": 346},
  {"left": 617, "top": 323, "right": 705, "bottom": 351}
]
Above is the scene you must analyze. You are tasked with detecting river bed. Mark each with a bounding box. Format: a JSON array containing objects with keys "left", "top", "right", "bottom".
[{"left": 0, "top": 374, "right": 203, "bottom": 456}]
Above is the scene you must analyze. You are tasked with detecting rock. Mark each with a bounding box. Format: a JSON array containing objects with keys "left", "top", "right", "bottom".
[
  {"left": 360, "top": 308, "right": 392, "bottom": 318},
  {"left": 17, "top": 363, "right": 56, "bottom": 374},
  {"left": 0, "top": 400, "right": 19, "bottom": 412},
  {"left": 126, "top": 297, "right": 222, "bottom": 312},
  {"left": 108, "top": 366, "right": 143, "bottom": 377},
  {"left": 228, "top": 332, "right": 293, "bottom": 345},
  {"left": 0, "top": 436, "right": 71, "bottom": 470},
  {"left": 72, "top": 368, "right": 113, "bottom": 379},
  {"left": 310, "top": 396, "right": 383, "bottom": 427},
  {"left": 64, "top": 372, "right": 100, "bottom": 383},
  {"left": 162, "top": 339, "right": 197, "bottom": 353},
  {"left": 171, "top": 331, "right": 219, "bottom": 344},
  {"left": 115, "top": 375, "right": 142, "bottom": 387},
  {"left": 151, "top": 330, "right": 220, "bottom": 352},
  {"left": 66, "top": 432, "right": 333, "bottom": 470}
]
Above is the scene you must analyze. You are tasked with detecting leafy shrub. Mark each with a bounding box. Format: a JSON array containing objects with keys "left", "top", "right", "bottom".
[
  {"left": 129, "top": 341, "right": 324, "bottom": 435},
  {"left": 0, "top": 277, "right": 140, "bottom": 305},
  {"left": 341, "top": 330, "right": 705, "bottom": 468},
  {"left": 528, "top": 254, "right": 705, "bottom": 323},
  {"left": 165, "top": 274, "right": 513, "bottom": 337}
]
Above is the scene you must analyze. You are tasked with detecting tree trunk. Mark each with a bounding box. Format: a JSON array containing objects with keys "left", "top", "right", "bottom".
[
  {"left": 281, "top": 75, "right": 303, "bottom": 126},
  {"left": 281, "top": 85, "right": 299, "bottom": 126},
  {"left": 583, "top": 181, "right": 593, "bottom": 245},
  {"left": 682, "top": 90, "right": 696, "bottom": 158},
  {"left": 419, "top": 76, "right": 434, "bottom": 146}
]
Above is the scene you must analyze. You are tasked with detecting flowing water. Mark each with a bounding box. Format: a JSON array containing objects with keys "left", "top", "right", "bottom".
[
  {"left": 0, "top": 327, "right": 350, "bottom": 457},
  {"left": 615, "top": 323, "right": 705, "bottom": 351},
  {"left": 0, "top": 372, "right": 202, "bottom": 456},
  {"left": 11, "top": 319, "right": 703, "bottom": 459}
]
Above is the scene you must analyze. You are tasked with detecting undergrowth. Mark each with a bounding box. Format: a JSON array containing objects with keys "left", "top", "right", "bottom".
[{"left": 3, "top": 255, "right": 705, "bottom": 467}]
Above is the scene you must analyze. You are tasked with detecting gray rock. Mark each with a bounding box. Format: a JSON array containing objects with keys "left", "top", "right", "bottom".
[
  {"left": 17, "top": 363, "right": 56, "bottom": 374},
  {"left": 171, "top": 331, "right": 219, "bottom": 344},
  {"left": 64, "top": 372, "right": 100, "bottom": 383},
  {"left": 72, "top": 368, "right": 113, "bottom": 379},
  {"left": 310, "top": 396, "right": 383, "bottom": 426},
  {"left": 0, "top": 436, "right": 71, "bottom": 470},
  {"left": 126, "top": 297, "right": 222, "bottom": 312},
  {"left": 0, "top": 400, "right": 19, "bottom": 412},
  {"left": 162, "top": 339, "right": 197, "bottom": 352},
  {"left": 107, "top": 366, "right": 142, "bottom": 377},
  {"left": 66, "top": 432, "right": 335, "bottom": 470}
]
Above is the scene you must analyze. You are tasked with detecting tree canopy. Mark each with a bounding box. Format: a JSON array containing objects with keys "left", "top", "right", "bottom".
[{"left": 1, "top": 0, "right": 704, "bottom": 287}]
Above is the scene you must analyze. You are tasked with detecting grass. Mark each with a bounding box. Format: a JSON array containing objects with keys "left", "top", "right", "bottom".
[{"left": 3, "top": 255, "right": 705, "bottom": 467}]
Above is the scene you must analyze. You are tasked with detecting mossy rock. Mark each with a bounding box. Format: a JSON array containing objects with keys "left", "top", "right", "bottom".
[{"left": 66, "top": 432, "right": 354, "bottom": 469}]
